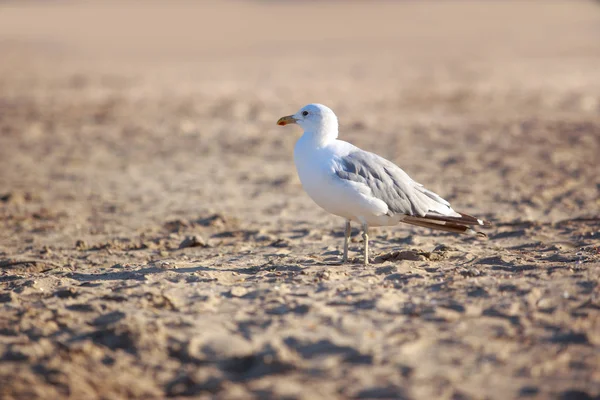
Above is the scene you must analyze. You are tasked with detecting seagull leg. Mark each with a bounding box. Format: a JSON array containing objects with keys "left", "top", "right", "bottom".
[
  {"left": 342, "top": 219, "right": 351, "bottom": 263},
  {"left": 362, "top": 223, "right": 369, "bottom": 265}
]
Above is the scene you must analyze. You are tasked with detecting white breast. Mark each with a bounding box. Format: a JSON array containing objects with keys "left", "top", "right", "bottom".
[
  {"left": 293, "top": 136, "right": 397, "bottom": 226},
  {"left": 294, "top": 140, "right": 346, "bottom": 217}
]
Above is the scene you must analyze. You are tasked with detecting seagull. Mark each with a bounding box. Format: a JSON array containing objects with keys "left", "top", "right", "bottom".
[{"left": 277, "top": 103, "right": 490, "bottom": 265}]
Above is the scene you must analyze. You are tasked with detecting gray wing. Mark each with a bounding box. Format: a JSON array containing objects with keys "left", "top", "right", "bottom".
[{"left": 334, "top": 150, "right": 455, "bottom": 217}]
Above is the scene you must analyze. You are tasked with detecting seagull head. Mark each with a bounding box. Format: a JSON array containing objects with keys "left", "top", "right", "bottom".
[{"left": 277, "top": 103, "right": 339, "bottom": 139}]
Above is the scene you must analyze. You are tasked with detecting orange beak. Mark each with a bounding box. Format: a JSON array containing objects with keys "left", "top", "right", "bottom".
[{"left": 277, "top": 115, "right": 297, "bottom": 126}]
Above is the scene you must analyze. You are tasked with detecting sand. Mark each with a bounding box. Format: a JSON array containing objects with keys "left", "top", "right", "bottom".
[{"left": 1, "top": 1, "right": 599, "bottom": 399}]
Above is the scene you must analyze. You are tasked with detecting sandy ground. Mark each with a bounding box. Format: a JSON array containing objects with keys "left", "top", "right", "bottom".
[{"left": 1, "top": 1, "right": 600, "bottom": 399}]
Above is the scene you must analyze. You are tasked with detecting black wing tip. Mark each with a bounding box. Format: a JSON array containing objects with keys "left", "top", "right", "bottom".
[
  {"left": 457, "top": 212, "right": 492, "bottom": 228},
  {"left": 480, "top": 219, "right": 493, "bottom": 228}
]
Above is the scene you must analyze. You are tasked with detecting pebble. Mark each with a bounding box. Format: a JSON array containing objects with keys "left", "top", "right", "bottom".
[
  {"left": 178, "top": 235, "right": 208, "bottom": 249},
  {"left": 230, "top": 287, "right": 248, "bottom": 297}
]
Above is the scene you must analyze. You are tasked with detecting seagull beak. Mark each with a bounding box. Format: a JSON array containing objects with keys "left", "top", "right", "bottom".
[{"left": 277, "top": 115, "right": 297, "bottom": 126}]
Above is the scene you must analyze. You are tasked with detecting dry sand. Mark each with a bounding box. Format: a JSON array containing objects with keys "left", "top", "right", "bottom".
[{"left": 1, "top": 1, "right": 599, "bottom": 399}]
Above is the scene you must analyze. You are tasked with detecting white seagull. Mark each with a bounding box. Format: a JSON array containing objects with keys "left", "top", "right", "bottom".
[{"left": 277, "top": 103, "right": 490, "bottom": 265}]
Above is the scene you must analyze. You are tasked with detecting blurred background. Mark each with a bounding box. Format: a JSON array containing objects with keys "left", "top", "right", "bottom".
[{"left": 2, "top": 2, "right": 600, "bottom": 399}]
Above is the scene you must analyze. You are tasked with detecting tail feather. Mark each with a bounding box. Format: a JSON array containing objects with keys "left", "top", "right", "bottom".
[
  {"left": 421, "top": 211, "right": 492, "bottom": 227},
  {"left": 403, "top": 215, "right": 488, "bottom": 237}
]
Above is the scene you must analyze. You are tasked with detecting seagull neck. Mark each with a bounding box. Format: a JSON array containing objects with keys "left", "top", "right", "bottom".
[{"left": 301, "top": 129, "right": 338, "bottom": 148}]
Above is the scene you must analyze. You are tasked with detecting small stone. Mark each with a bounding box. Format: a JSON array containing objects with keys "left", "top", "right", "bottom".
[
  {"left": 536, "top": 297, "right": 556, "bottom": 311},
  {"left": 316, "top": 270, "right": 330, "bottom": 280},
  {"left": 230, "top": 287, "right": 248, "bottom": 297},
  {"left": 178, "top": 235, "right": 208, "bottom": 249},
  {"left": 425, "top": 251, "right": 445, "bottom": 261}
]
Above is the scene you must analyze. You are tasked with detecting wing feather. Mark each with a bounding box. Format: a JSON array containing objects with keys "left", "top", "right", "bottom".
[
  {"left": 334, "top": 149, "right": 491, "bottom": 234},
  {"left": 334, "top": 150, "right": 456, "bottom": 217}
]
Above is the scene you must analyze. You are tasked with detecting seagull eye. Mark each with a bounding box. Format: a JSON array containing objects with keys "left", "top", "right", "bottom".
[{"left": 302, "top": 111, "right": 309, "bottom": 116}]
